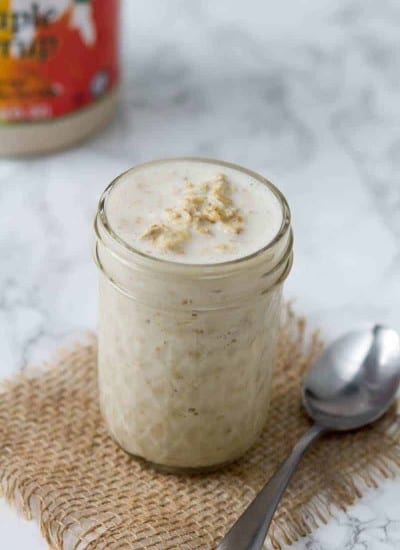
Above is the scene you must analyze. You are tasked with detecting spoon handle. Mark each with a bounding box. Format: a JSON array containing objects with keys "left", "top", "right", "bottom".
[{"left": 217, "top": 424, "right": 326, "bottom": 550}]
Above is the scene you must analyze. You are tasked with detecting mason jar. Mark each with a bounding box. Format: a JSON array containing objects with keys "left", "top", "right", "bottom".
[{"left": 94, "top": 158, "right": 293, "bottom": 472}]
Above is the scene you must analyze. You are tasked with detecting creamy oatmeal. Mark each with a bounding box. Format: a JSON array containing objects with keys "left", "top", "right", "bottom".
[
  {"left": 94, "top": 158, "right": 293, "bottom": 471},
  {"left": 104, "top": 160, "right": 283, "bottom": 264}
]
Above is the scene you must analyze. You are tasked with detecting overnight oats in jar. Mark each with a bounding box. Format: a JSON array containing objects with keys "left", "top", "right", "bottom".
[{"left": 94, "top": 158, "right": 293, "bottom": 472}]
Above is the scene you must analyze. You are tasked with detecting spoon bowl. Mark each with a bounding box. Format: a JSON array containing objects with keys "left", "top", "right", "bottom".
[{"left": 303, "top": 325, "right": 400, "bottom": 430}]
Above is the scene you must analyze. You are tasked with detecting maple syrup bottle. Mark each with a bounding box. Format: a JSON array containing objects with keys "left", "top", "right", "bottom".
[{"left": 0, "top": 0, "right": 120, "bottom": 155}]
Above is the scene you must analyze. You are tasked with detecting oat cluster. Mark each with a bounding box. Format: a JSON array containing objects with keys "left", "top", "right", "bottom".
[{"left": 141, "top": 174, "right": 245, "bottom": 253}]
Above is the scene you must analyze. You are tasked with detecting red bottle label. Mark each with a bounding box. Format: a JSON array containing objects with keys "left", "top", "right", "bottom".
[{"left": 0, "top": 0, "right": 119, "bottom": 122}]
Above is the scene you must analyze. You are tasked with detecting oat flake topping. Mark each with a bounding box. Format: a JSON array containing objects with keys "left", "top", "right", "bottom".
[{"left": 141, "top": 174, "right": 245, "bottom": 253}]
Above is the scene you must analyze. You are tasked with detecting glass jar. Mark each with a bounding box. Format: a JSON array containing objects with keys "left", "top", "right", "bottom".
[{"left": 94, "top": 158, "right": 293, "bottom": 472}]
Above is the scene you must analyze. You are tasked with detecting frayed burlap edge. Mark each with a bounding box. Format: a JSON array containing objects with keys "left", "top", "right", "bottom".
[{"left": 0, "top": 306, "right": 398, "bottom": 550}]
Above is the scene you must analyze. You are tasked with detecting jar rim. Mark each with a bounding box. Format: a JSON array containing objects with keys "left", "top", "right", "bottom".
[{"left": 96, "top": 157, "right": 291, "bottom": 274}]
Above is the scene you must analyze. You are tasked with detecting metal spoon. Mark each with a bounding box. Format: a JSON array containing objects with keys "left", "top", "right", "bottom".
[{"left": 217, "top": 325, "right": 400, "bottom": 550}]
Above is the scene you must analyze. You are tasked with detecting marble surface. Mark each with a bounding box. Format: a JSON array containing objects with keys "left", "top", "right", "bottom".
[{"left": 0, "top": 0, "right": 399, "bottom": 548}]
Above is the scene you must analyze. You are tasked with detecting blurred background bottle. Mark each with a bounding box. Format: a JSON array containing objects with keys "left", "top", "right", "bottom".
[{"left": 0, "top": 0, "right": 120, "bottom": 156}]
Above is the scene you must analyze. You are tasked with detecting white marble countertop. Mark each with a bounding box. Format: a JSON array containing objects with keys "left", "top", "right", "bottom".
[{"left": 0, "top": 1, "right": 399, "bottom": 548}]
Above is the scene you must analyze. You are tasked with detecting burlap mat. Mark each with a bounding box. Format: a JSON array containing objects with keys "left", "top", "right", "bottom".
[{"left": 0, "top": 309, "right": 399, "bottom": 550}]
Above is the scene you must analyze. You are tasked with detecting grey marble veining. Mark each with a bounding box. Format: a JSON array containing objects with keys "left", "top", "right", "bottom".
[
  {"left": 0, "top": 0, "right": 399, "bottom": 548},
  {"left": 291, "top": 479, "right": 400, "bottom": 550}
]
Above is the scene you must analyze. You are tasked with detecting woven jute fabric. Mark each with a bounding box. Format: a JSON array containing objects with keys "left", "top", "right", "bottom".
[{"left": 0, "top": 309, "right": 399, "bottom": 550}]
